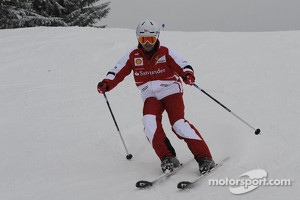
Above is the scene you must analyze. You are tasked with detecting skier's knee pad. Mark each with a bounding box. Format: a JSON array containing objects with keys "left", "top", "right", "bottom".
[
  {"left": 142, "top": 114, "right": 157, "bottom": 144},
  {"left": 173, "top": 119, "right": 201, "bottom": 140}
]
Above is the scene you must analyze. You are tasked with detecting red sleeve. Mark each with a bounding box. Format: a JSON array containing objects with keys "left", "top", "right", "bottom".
[
  {"left": 166, "top": 47, "right": 194, "bottom": 77},
  {"left": 103, "top": 51, "right": 133, "bottom": 91}
]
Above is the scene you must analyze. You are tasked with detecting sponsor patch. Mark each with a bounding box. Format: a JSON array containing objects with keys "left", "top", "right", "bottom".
[
  {"left": 156, "top": 55, "right": 166, "bottom": 64},
  {"left": 134, "top": 57, "right": 143, "bottom": 66},
  {"left": 135, "top": 68, "right": 166, "bottom": 76}
]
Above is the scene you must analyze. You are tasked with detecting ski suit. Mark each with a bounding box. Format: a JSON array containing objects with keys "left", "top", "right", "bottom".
[{"left": 102, "top": 41, "right": 212, "bottom": 161}]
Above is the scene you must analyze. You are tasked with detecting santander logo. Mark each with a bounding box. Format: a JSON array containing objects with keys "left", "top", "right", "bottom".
[{"left": 134, "top": 68, "right": 166, "bottom": 76}]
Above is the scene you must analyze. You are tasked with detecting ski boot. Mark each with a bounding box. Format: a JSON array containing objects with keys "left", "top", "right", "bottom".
[
  {"left": 161, "top": 156, "right": 180, "bottom": 173},
  {"left": 197, "top": 157, "right": 215, "bottom": 174}
]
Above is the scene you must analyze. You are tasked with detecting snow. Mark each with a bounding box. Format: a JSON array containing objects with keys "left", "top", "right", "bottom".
[{"left": 0, "top": 27, "right": 299, "bottom": 200}]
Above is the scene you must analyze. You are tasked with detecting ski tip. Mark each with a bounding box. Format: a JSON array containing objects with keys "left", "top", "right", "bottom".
[
  {"left": 177, "top": 181, "right": 192, "bottom": 189},
  {"left": 136, "top": 180, "right": 153, "bottom": 188}
]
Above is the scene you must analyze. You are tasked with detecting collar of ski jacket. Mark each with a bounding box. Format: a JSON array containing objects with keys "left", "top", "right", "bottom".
[{"left": 138, "top": 40, "right": 160, "bottom": 59}]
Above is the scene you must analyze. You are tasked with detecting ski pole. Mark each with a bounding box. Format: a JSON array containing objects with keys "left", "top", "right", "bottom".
[
  {"left": 193, "top": 83, "right": 261, "bottom": 135},
  {"left": 103, "top": 93, "right": 133, "bottom": 159}
]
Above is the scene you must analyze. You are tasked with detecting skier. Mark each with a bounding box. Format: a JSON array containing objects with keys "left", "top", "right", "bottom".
[{"left": 97, "top": 19, "right": 215, "bottom": 174}]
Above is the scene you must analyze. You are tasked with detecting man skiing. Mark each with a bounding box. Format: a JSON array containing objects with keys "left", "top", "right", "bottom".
[{"left": 97, "top": 19, "right": 215, "bottom": 174}]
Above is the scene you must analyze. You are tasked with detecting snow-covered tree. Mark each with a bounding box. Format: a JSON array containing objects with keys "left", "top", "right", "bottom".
[
  {"left": 32, "top": 0, "right": 111, "bottom": 27},
  {"left": 0, "top": 0, "right": 110, "bottom": 29},
  {"left": 0, "top": 0, "right": 66, "bottom": 28}
]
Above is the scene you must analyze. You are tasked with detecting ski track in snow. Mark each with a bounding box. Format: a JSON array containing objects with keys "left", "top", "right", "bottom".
[{"left": 0, "top": 27, "right": 299, "bottom": 200}]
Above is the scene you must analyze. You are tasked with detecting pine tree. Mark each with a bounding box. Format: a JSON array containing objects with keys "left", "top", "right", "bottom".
[
  {"left": 32, "top": 0, "right": 110, "bottom": 27},
  {"left": 65, "top": 1, "right": 111, "bottom": 26},
  {"left": 0, "top": 0, "right": 67, "bottom": 28},
  {"left": 0, "top": 0, "right": 110, "bottom": 29}
]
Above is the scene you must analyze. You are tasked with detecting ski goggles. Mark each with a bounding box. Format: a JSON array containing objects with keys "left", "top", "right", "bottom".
[{"left": 138, "top": 36, "right": 157, "bottom": 44}]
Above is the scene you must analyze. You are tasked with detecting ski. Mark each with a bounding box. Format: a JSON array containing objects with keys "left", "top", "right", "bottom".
[
  {"left": 136, "top": 159, "right": 194, "bottom": 188},
  {"left": 177, "top": 157, "right": 230, "bottom": 190}
]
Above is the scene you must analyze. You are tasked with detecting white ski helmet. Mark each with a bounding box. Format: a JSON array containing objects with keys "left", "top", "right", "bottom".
[{"left": 136, "top": 19, "right": 160, "bottom": 38}]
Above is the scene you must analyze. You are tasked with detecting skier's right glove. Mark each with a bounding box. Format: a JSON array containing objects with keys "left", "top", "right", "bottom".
[{"left": 97, "top": 81, "right": 110, "bottom": 93}]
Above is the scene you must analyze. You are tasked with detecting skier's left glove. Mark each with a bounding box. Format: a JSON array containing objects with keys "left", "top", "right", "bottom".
[{"left": 182, "top": 72, "right": 195, "bottom": 85}]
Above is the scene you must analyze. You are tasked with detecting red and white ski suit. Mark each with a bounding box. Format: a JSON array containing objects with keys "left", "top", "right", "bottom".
[{"left": 102, "top": 41, "right": 212, "bottom": 161}]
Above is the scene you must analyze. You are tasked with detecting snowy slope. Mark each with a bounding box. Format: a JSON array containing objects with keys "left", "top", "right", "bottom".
[{"left": 0, "top": 27, "right": 299, "bottom": 200}]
